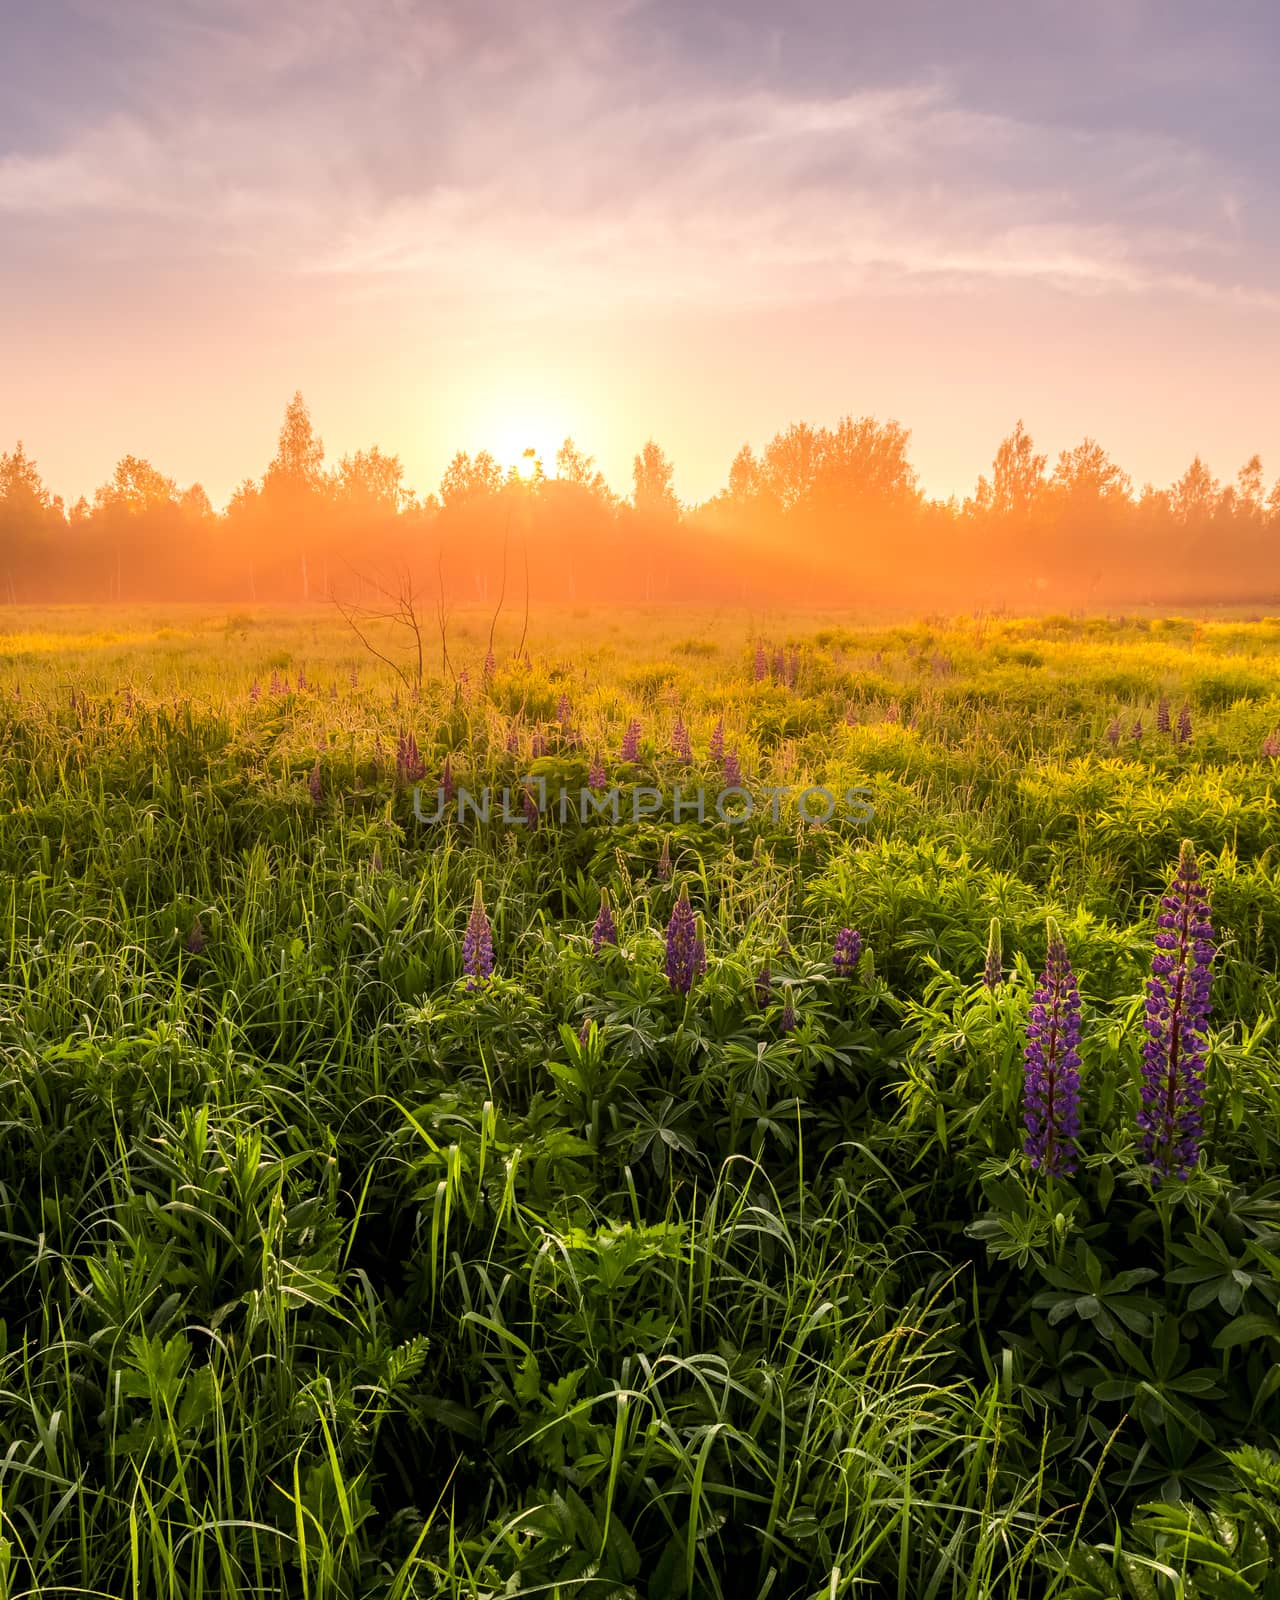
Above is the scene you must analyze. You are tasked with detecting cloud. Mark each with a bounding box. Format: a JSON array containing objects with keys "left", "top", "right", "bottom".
[{"left": 1, "top": 0, "right": 1275, "bottom": 317}]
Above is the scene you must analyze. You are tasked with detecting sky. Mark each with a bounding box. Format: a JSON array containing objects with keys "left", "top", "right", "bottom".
[{"left": 2, "top": 0, "right": 1278, "bottom": 511}]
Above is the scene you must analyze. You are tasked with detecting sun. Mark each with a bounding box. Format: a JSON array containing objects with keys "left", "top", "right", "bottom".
[{"left": 515, "top": 448, "right": 539, "bottom": 482}]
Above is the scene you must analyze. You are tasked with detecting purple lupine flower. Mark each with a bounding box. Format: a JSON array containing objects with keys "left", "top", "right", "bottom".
[
  {"left": 620, "top": 718, "right": 641, "bottom": 762},
  {"left": 1156, "top": 696, "right": 1170, "bottom": 734},
  {"left": 657, "top": 836, "right": 672, "bottom": 881},
  {"left": 506, "top": 723, "right": 521, "bottom": 755},
  {"left": 531, "top": 729, "right": 547, "bottom": 758},
  {"left": 349, "top": 665, "right": 358, "bottom": 689},
  {"left": 1106, "top": 716, "right": 1120, "bottom": 746},
  {"left": 833, "top": 927, "right": 862, "bottom": 974},
  {"left": 723, "top": 748, "right": 742, "bottom": 787},
  {"left": 249, "top": 679, "right": 261, "bottom": 702},
  {"left": 779, "top": 984, "right": 797, "bottom": 1035},
  {"left": 1176, "top": 702, "right": 1192, "bottom": 744},
  {"left": 844, "top": 703, "right": 857, "bottom": 727},
  {"left": 462, "top": 881, "right": 494, "bottom": 987},
  {"left": 309, "top": 759, "right": 323, "bottom": 805},
  {"left": 578, "top": 1017, "right": 593, "bottom": 1045},
  {"left": 754, "top": 962, "right": 772, "bottom": 1008},
  {"left": 1130, "top": 717, "right": 1143, "bottom": 742},
  {"left": 1263, "top": 731, "right": 1280, "bottom": 759},
  {"left": 984, "top": 919, "right": 1003, "bottom": 989},
  {"left": 591, "top": 889, "right": 617, "bottom": 952},
  {"left": 396, "top": 731, "right": 425, "bottom": 784},
  {"left": 753, "top": 642, "right": 768, "bottom": 682},
  {"left": 665, "top": 885, "right": 699, "bottom": 994},
  {"left": 672, "top": 716, "right": 692, "bottom": 762},
  {"left": 1022, "top": 921, "right": 1083, "bottom": 1177},
  {"left": 441, "top": 755, "right": 455, "bottom": 804},
  {"left": 184, "top": 915, "right": 206, "bottom": 955},
  {"left": 483, "top": 649, "right": 497, "bottom": 685},
  {"left": 589, "top": 755, "right": 607, "bottom": 789},
  {"left": 1139, "top": 841, "right": 1214, "bottom": 1182},
  {"left": 709, "top": 718, "right": 725, "bottom": 763},
  {"left": 773, "top": 647, "right": 786, "bottom": 682},
  {"left": 787, "top": 649, "right": 799, "bottom": 687},
  {"left": 556, "top": 693, "right": 571, "bottom": 724},
  {"left": 297, "top": 670, "right": 308, "bottom": 693},
  {"left": 269, "top": 670, "right": 283, "bottom": 696},
  {"left": 522, "top": 786, "right": 540, "bottom": 829},
  {"left": 885, "top": 700, "right": 900, "bottom": 724}
]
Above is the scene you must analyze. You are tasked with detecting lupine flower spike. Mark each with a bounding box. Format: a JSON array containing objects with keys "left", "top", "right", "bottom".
[
  {"left": 665, "top": 886, "right": 699, "bottom": 994},
  {"left": 1139, "top": 840, "right": 1213, "bottom": 1182},
  {"left": 753, "top": 642, "right": 768, "bottom": 682},
  {"left": 1177, "top": 702, "right": 1192, "bottom": 744},
  {"left": 755, "top": 961, "right": 772, "bottom": 1008},
  {"left": 462, "top": 881, "right": 494, "bottom": 988},
  {"left": 620, "top": 718, "right": 641, "bottom": 762},
  {"left": 833, "top": 927, "right": 862, "bottom": 974},
  {"left": 591, "top": 888, "right": 617, "bottom": 952},
  {"left": 1156, "top": 695, "right": 1170, "bottom": 734},
  {"left": 184, "top": 916, "right": 206, "bottom": 955},
  {"left": 1105, "top": 716, "right": 1120, "bottom": 746},
  {"left": 983, "top": 918, "right": 1003, "bottom": 988},
  {"left": 709, "top": 718, "right": 725, "bottom": 762},
  {"left": 589, "top": 755, "right": 607, "bottom": 789},
  {"left": 723, "top": 748, "right": 742, "bottom": 786},
  {"left": 1022, "top": 919, "right": 1082, "bottom": 1177},
  {"left": 672, "top": 717, "right": 692, "bottom": 762},
  {"left": 779, "top": 984, "right": 797, "bottom": 1035},
  {"left": 657, "top": 835, "right": 672, "bottom": 881}
]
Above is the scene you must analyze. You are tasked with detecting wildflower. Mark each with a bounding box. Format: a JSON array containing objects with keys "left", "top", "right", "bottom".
[
  {"left": 250, "top": 679, "right": 261, "bottom": 702},
  {"left": 672, "top": 716, "right": 692, "bottom": 762},
  {"left": 309, "top": 759, "right": 322, "bottom": 805},
  {"left": 396, "top": 731, "right": 425, "bottom": 784},
  {"left": 1263, "top": 731, "right": 1280, "bottom": 759},
  {"left": 506, "top": 722, "right": 521, "bottom": 755},
  {"left": 184, "top": 916, "right": 206, "bottom": 955},
  {"left": 557, "top": 693, "right": 571, "bottom": 724},
  {"left": 1130, "top": 717, "right": 1143, "bottom": 742},
  {"left": 657, "top": 835, "right": 672, "bottom": 881},
  {"left": 709, "top": 718, "right": 725, "bottom": 762},
  {"left": 269, "top": 670, "right": 282, "bottom": 695},
  {"left": 665, "top": 885, "right": 699, "bottom": 994},
  {"left": 578, "top": 1017, "right": 593, "bottom": 1045},
  {"left": 1022, "top": 920, "right": 1083, "bottom": 1177},
  {"left": 1156, "top": 695, "right": 1170, "bottom": 734},
  {"left": 462, "top": 881, "right": 494, "bottom": 987},
  {"left": 787, "top": 649, "right": 799, "bottom": 687},
  {"left": 844, "top": 703, "right": 857, "bottom": 727},
  {"left": 591, "top": 889, "right": 617, "bottom": 952},
  {"left": 833, "top": 927, "right": 862, "bottom": 974},
  {"left": 1106, "top": 716, "right": 1120, "bottom": 746},
  {"left": 779, "top": 984, "right": 797, "bottom": 1034},
  {"left": 589, "top": 754, "right": 607, "bottom": 789},
  {"left": 297, "top": 670, "right": 308, "bottom": 692},
  {"left": 754, "top": 961, "right": 772, "bottom": 1008},
  {"left": 885, "top": 700, "right": 900, "bottom": 724},
  {"left": 723, "top": 748, "right": 742, "bottom": 786},
  {"left": 483, "top": 649, "right": 497, "bottom": 685},
  {"left": 349, "top": 666, "right": 358, "bottom": 689},
  {"left": 620, "top": 718, "right": 641, "bottom": 762},
  {"left": 753, "top": 642, "right": 768, "bottom": 682},
  {"left": 773, "top": 647, "right": 786, "bottom": 682},
  {"left": 983, "top": 918, "right": 1003, "bottom": 988},
  {"left": 1139, "top": 840, "right": 1213, "bottom": 1182},
  {"left": 1177, "top": 702, "right": 1192, "bottom": 744},
  {"left": 531, "top": 729, "right": 547, "bottom": 758}
]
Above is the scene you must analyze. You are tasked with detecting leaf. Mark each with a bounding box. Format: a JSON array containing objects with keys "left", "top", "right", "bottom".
[{"left": 1214, "top": 1313, "right": 1280, "bottom": 1349}]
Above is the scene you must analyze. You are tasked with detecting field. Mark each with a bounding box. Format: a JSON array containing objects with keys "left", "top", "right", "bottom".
[{"left": 4, "top": 604, "right": 1280, "bottom": 1599}]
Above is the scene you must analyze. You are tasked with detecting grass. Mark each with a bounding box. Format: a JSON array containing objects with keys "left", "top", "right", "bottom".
[{"left": 2, "top": 604, "right": 1280, "bottom": 1597}]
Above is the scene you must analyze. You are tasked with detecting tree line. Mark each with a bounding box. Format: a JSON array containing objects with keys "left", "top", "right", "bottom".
[{"left": 2, "top": 392, "right": 1276, "bottom": 608}]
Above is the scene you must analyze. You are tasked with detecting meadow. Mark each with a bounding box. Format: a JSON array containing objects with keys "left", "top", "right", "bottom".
[{"left": 3, "top": 603, "right": 1280, "bottom": 1598}]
